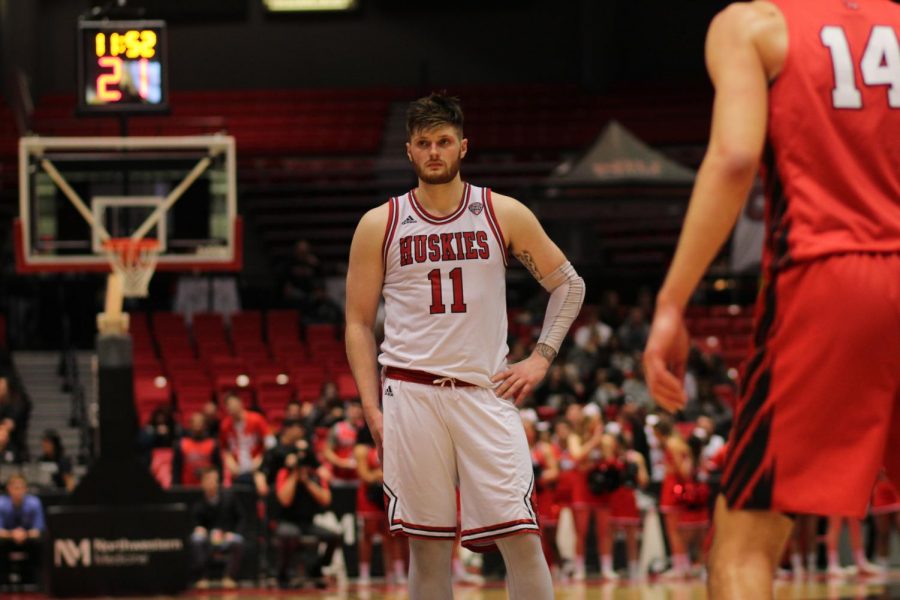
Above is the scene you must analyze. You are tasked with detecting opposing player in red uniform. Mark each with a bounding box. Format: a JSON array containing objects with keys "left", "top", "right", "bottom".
[
  {"left": 346, "top": 94, "right": 585, "bottom": 600},
  {"left": 644, "top": 1, "right": 900, "bottom": 598}
]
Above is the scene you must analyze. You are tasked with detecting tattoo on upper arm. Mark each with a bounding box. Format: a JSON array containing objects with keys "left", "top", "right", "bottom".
[
  {"left": 515, "top": 250, "right": 542, "bottom": 280},
  {"left": 535, "top": 343, "right": 557, "bottom": 363}
]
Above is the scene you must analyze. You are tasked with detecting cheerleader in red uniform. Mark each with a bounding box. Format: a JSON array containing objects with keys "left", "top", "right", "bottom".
[
  {"left": 871, "top": 471, "right": 900, "bottom": 570},
  {"left": 551, "top": 418, "right": 577, "bottom": 579},
  {"left": 354, "top": 426, "right": 405, "bottom": 585},
  {"left": 523, "top": 416, "right": 561, "bottom": 577},
  {"left": 606, "top": 432, "right": 649, "bottom": 581},
  {"left": 566, "top": 403, "right": 616, "bottom": 580},
  {"left": 676, "top": 433, "right": 711, "bottom": 575},
  {"left": 653, "top": 415, "right": 695, "bottom": 579}
]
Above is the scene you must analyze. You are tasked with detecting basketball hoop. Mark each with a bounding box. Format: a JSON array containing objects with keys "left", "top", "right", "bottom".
[{"left": 102, "top": 238, "right": 161, "bottom": 298}]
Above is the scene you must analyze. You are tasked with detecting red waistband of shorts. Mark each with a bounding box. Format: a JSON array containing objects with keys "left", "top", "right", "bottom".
[{"left": 383, "top": 367, "right": 477, "bottom": 388}]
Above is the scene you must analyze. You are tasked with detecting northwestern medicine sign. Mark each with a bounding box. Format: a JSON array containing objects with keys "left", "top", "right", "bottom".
[
  {"left": 47, "top": 504, "right": 190, "bottom": 596},
  {"left": 55, "top": 537, "right": 184, "bottom": 567}
]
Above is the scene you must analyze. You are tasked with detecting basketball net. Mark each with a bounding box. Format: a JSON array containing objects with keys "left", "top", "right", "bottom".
[{"left": 102, "top": 238, "right": 161, "bottom": 298}]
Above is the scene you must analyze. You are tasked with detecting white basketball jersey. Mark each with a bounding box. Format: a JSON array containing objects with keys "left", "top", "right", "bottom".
[{"left": 379, "top": 183, "right": 509, "bottom": 388}]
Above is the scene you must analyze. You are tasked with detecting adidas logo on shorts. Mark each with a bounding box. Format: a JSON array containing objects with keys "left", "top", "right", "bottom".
[
  {"left": 385, "top": 386, "right": 394, "bottom": 396},
  {"left": 400, "top": 215, "right": 417, "bottom": 225}
]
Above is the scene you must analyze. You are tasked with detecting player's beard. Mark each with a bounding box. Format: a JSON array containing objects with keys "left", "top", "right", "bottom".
[{"left": 414, "top": 151, "right": 462, "bottom": 185}]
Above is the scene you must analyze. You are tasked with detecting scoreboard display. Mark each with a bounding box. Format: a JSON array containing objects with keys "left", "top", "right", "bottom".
[{"left": 77, "top": 20, "right": 168, "bottom": 114}]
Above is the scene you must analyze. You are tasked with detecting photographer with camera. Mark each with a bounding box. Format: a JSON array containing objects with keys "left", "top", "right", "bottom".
[
  {"left": 256, "top": 419, "right": 307, "bottom": 498},
  {"left": 274, "top": 435, "right": 340, "bottom": 589}
]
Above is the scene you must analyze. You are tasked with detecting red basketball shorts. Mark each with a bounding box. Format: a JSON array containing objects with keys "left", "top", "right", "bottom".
[{"left": 722, "top": 253, "right": 900, "bottom": 517}]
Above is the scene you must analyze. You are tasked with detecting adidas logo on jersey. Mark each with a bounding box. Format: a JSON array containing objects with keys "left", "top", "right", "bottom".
[
  {"left": 384, "top": 386, "right": 394, "bottom": 396},
  {"left": 400, "top": 215, "right": 417, "bottom": 225}
]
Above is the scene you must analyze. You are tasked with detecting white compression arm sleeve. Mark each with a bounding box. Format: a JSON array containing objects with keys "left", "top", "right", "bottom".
[{"left": 536, "top": 261, "right": 585, "bottom": 354}]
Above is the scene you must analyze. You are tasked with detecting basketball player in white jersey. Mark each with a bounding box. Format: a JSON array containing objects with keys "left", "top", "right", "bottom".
[{"left": 346, "top": 94, "right": 585, "bottom": 600}]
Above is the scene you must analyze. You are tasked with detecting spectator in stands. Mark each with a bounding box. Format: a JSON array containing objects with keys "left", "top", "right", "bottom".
[
  {"left": 174, "top": 413, "right": 223, "bottom": 487},
  {"left": 305, "top": 285, "right": 343, "bottom": 325},
  {"left": 284, "top": 400, "right": 303, "bottom": 423},
  {"left": 202, "top": 400, "right": 221, "bottom": 438},
  {"left": 0, "top": 375, "right": 31, "bottom": 460},
  {"left": 599, "top": 290, "right": 625, "bottom": 329},
  {"left": 283, "top": 240, "right": 322, "bottom": 310},
  {"left": 220, "top": 394, "right": 271, "bottom": 486},
  {"left": 36, "top": 429, "right": 74, "bottom": 491},
  {"left": 617, "top": 308, "right": 650, "bottom": 352},
  {"left": 256, "top": 419, "right": 307, "bottom": 496},
  {"left": 587, "top": 368, "right": 623, "bottom": 410},
  {"left": 621, "top": 364, "right": 653, "bottom": 411},
  {"left": 141, "top": 406, "right": 180, "bottom": 488},
  {"left": 141, "top": 405, "right": 180, "bottom": 448},
  {"left": 567, "top": 327, "right": 603, "bottom": 381},
  {"left": 275, "top": 442, "right": 340, "bottom": 589},
  {"left": 302, "top": 383, "right": 343, "bottom": 431},
  {"left": 573, "top": 308, "right": 613, "bottom": 349},
  {"left": 190, "top": 468, "right": 246, "bottom": 589},
  {"left": 0, "top": 426, "right": 21, "bottom": 465},
  {"left": 0, "top": 473, "right": 45, "bottom": 586},
  {"left": 533, "top": 364, "right": 579, "bottom": 409},
  {"left": 507, "top": 338, "right": 529, "bottom": 364},
  {"left": 608, "top": 336, "right": 637, "bottom": 376},
  {"left": 323, "top": 400, "right": 364, "bottom": 482}
]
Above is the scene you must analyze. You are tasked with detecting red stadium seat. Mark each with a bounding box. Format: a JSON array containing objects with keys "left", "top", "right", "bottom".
[
  {"left": 336, "top": 373, "right": 358, "bottom": 400},
  {"left": 266, "top": 310, "right": 301, "bottom": 343}
]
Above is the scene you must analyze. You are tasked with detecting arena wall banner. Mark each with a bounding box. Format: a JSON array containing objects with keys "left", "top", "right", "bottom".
[{"left": 46, "top": 503, "right": 190, "bottom": 597}]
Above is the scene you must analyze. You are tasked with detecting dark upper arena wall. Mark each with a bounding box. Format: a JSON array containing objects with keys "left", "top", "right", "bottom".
[{"left": 3, "top": 0, "right": 727, "bottom": 97}]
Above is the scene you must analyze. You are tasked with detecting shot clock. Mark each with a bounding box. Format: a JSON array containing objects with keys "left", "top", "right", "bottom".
[{"left": 77, "top": 20, "right": 168, "bottom": 114}]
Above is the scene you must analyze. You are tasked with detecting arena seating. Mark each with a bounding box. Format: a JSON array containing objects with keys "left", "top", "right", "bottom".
[
  {"left": 130, "top": 308, "right": 356, "bottom": 426},
  {"left": 684, "top": 304, "right": 755, "bottom": 370},
  {"left": 20, "top": 84, "right": 711, "bottom": 269},
  {"left": 131, "top": 300, "right": 748, "bottom": 427}
]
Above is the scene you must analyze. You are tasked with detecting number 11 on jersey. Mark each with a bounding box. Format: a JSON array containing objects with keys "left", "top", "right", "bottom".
[{"left": 428, "top": 268, "right": 467, "bottom": 314}]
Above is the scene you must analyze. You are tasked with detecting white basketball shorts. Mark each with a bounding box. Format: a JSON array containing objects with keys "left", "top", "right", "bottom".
[{"left": 381, "top": 374, "right": 539, "bottom": 551}]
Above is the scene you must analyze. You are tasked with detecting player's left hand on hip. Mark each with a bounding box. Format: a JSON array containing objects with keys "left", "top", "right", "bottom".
[{"left": 491, "top": 353, "right": 550, "bottom": 405}]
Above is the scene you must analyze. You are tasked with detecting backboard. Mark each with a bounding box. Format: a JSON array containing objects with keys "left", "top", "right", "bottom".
[{"left": 15, "top": 135, "right": 241, "bottom": 273}]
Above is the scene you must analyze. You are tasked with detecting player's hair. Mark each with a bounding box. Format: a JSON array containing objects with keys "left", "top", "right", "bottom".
[
  {"left": 198, "top": 467, "right": 218, "bottom": 480},
  {"left": 406, "top": 93, "right": 464, "bottom": 138}
]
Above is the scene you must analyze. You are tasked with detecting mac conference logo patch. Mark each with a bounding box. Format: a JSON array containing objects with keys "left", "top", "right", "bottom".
[{"left": 468, "top": 202, "right": 484, "bottom": 215}]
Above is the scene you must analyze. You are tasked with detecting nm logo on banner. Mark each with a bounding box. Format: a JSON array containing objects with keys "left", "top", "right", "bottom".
[{"left": 55, "top": 539, "right": 91, "bottom": 567}]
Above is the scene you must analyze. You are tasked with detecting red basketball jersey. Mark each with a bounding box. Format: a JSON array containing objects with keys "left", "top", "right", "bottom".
[{"left": 763, "top": 0, "right": 900, "bottom": 268}]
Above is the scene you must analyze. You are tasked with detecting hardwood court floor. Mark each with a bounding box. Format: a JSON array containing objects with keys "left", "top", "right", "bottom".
[{"left": 6, "top": 573, "right": 899, "bottom": 599}]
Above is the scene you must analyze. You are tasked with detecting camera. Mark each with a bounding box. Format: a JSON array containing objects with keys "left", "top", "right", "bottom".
[{"left": 288, "top": 440, "right": 320, "bottom": 470}]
